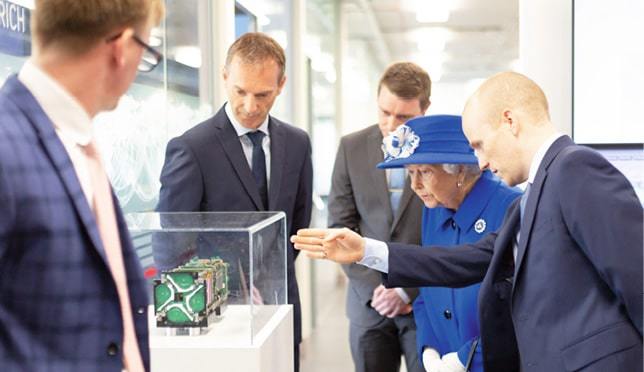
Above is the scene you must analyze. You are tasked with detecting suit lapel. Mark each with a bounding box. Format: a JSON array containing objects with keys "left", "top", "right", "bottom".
[
  {"left": 490, "top": 201, "right": 521, "bottom": 282},
  {"left": 513, "top": 136, "right": 574, "bottom": 286},
  {"left": 268, "top": 118, "right": 284, "bottom": 211},
  {"left": 5, "top": 76, "right": 108, "bottom": 265},
  {"left": 367, "top": 129, "right": 394, "bottom": 226},
  {"left": 212, "top": 107, "right": 265, "bottom": 210}
]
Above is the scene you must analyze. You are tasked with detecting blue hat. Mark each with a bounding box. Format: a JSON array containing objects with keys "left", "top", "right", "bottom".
[{"left": 377, "top": 115, "right": 478, "bottom": 169}]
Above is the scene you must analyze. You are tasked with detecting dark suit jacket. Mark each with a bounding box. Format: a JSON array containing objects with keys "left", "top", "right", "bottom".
[
  {"left": 0, "top": 76, "right": 150, "bottom": 371},
  {"left": 157, "top": 105, "right": 313, "bottom": 344},
  {"left": 328, "top": 124, "right": 423, "bottom": 327},
  {"left": 382, "top": 136, "right": 643, "bottom": 371}
]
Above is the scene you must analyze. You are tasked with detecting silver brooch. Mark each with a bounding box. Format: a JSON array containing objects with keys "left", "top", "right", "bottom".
[
  {"left": 474, "top": 218, "right": 486, "bottom": 234},
  {"left": 381, "top": 124, "right": 420, "bottom": 162}
]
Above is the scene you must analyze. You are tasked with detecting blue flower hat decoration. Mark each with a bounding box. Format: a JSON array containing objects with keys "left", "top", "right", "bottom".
[{"left": 381, "top": 124, "right": 420, "bottom": 162}]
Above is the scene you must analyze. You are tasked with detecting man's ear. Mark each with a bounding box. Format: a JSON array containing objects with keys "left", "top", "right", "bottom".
[
  {"left": 277, "top": 74, "right": 287, "bottom": 94},
  {"left": 108, "top": 27, "right": 133, "bottom": 69},
  {"left": 501, "top": 109, "right": 520, "bottom": 136},
  {"left": 222, "top": 66, "right": 228, "bottom": 81},
  {"left": 421, "top": 99, "right": 431, "bottom": 114}
]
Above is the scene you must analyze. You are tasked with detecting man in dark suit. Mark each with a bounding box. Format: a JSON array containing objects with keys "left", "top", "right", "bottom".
[
  {"left": 327, "top": 62, "right": 429, "bottom": 372},
  {"left": 157, "top": 32, "right": 312, "bottom": 372},
  {"left": 0, "top": 1, "right": 165, "bottom": 371},
  {"left": 293, "top": 72, "right": 643, "bottom": 372}
]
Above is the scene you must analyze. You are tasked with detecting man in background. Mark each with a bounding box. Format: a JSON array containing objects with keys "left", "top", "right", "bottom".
[
  {"left": 157, "top": 32, "right": 312, "bottom": 372},
  {"left": 327, "top": 62, "right": 430, "bottom": 372},
  {"left": 0, "top": 0, "right": 165, "bottom": 371}
]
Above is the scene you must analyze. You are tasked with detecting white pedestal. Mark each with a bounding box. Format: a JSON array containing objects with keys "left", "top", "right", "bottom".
[{"left": 149, "top": 304, "right": 294, "bottom": 372}]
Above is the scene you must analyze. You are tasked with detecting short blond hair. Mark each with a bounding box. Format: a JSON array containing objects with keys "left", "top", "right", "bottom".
[
  {"left": 466, "top": 71, "right": 551, "bottom": 127},
  {"left": 225, "top": 33, "right": 286, "bottom": 81},
  {"left": 33, "top": 0, "right": 165, "bottom": 54},
  {"left": 378, "top": 62, "right": 432, "bottom": 111}
]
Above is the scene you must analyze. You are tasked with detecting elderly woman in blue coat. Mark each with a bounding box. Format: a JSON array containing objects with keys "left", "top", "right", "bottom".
[{"left": 378, "top": 115, "right": 520, "bottom": 372}]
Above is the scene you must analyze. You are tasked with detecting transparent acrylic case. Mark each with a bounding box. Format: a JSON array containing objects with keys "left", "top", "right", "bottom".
[{"left": 125, "top": 211, "right": 287, "bottom": 344}]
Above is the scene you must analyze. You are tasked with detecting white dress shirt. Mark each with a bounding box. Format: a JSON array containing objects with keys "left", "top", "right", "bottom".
[
  {"left": 224, "top": 102, "right": 271, "bottom": 186},
  {"left": 18, "top": 60, "right": 96, "bottom": 209}
]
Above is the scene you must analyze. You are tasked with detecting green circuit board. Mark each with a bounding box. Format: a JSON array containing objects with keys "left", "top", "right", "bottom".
[{"left": 154, "top": 257, "right": 229, "bottom": 327}]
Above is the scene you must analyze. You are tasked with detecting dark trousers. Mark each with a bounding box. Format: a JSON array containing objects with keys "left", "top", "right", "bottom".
[
  {"left": 294, "top": 343, "right": 299, "bottom": 372},
  {"left": 349, "top": 314, "right": 422, "bottom": 372}
]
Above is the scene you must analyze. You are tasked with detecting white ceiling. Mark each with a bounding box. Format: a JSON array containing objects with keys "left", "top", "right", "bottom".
[{"left": 345, "top": 0, "right": 519, "bottom": 83}]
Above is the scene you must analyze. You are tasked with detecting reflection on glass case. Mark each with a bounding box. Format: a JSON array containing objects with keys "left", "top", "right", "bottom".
[{"left": 126, "top": 211, "right": 287, "bottom": 344}]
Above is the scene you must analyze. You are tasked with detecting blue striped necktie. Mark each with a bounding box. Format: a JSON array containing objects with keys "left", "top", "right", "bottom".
[
  {"left": 389, "top": 168, "right": 405, "bottom": 217},
  {"left": 520, "top": 182, "right": 532, "bottom": 223}
]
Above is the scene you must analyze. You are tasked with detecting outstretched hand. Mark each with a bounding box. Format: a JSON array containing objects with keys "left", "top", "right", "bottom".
[{"left": 290, "top": 228, "right": 366, "bottom": 264}]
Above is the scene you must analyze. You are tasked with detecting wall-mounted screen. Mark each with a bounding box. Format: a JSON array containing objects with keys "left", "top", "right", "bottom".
[
  {"left": 573, "top": 0, "right": 644, "bottom": 144},
  {"left": 586, "top": 145, "right": 644, "bottom": 205}
]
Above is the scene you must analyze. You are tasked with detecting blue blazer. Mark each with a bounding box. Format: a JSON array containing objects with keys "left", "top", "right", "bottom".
[
  {"left": 384, "top": 136, "right": 643, "bottom": 371},
  {"left": 0, "top": 76, "right": 150, "bottom": 371},
  {"left": 157, "top": 105, "right": 313, "bottom": 344},
  {"left": 414, "top": 171, "right": 519, "bottom": 371}
]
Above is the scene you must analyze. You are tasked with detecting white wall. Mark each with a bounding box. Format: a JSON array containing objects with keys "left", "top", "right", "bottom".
[
  {"left": 341, "top": 39, "right": 381, "bottom": 136},
  {"left": 519, "top": 0, "right": 572, "bottom": 135}
]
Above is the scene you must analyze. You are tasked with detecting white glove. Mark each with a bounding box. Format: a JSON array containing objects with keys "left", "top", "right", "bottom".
[
  {"left": 441, "top": 352, "right": 466, "bottom": 372},
  {"left": 422, "top": 348, "right": 440, "bottom": 371},
  {"left": 422, "top": 349, "right": 466, "bottom": 372}
]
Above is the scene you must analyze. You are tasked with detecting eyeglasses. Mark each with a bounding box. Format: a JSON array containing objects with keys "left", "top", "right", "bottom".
[
  {"left": 106, "top": 32, "right": 163, "bottom": 73},
  {"left": 132, "top": 34, "right": 163, "bottom": 72}
]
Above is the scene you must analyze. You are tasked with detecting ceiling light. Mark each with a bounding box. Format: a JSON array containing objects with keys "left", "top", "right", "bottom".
[
  {"left": 415, "top": 27, "right": 450, "bottom": 55},
  {"left": 403, "top": 0, "right": 451, "bottom": 23}
]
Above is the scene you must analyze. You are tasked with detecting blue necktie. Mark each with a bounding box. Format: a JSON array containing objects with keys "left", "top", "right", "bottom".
[
  {"left": 520, "top": 182, "right": 532, "bottom": 224},
  {"left": 247, "top": 131, "right": 268, "bottom": 209},
  {"left": 388, "top": 168, "right": 405, "bottom": 218}
]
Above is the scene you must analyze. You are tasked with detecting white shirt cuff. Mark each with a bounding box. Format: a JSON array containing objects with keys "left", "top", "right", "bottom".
[
  {"left": 394, "top": 287, "right": 411, "bottom": 304},
  {"left": 357, "top": 238, "right": 389, "bottom": 273}
]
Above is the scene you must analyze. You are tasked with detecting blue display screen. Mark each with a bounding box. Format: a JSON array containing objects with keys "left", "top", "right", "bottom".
[
  {"left": 589, "top": 145, "right": 644, "bottom": 205},
  {"left": 0, "top": 0, "right": 31, "bottom": 57}
]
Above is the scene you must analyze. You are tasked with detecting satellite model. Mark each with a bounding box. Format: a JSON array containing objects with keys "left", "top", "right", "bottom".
[{"left": 154, "top": 257, "right": 229, "bottom": 328}]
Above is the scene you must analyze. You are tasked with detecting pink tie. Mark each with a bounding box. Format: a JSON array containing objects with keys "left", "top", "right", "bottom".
[{"left": 82, "top": 141, "right": 144, "bottom": 372}]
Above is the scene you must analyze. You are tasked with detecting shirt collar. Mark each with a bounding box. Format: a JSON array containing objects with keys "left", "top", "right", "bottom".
[
  {"left": 527, "top": 133, "right": 565, "bottom": 184},
  {"left": 17, "top": 59, "right": 93, "bottom": 146},
  {"left": 224, "top": 102, "right": 270, "bottom": 137}
]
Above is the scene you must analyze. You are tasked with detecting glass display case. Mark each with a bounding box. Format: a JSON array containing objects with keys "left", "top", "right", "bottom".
[{"left": 125, "top": 211, "right": 288, "bottom": 345}]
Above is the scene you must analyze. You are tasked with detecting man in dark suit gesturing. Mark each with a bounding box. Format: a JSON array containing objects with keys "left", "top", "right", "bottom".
[
  {"left": 293, "top": 72, "right": 642, "bottom": 372},
  {"left": 157, "top": 32, "right": 312, "bottom": 372},
  {"left": 327, "top": 62, "right": 429, "bottom": 372},
  {"left": 0, "top": 0, "right": 165, "bottom": 371}
]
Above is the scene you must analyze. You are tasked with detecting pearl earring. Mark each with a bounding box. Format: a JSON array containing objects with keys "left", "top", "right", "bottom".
[{"left": 457, "top": 181, "right": 463, "bottom": 188}]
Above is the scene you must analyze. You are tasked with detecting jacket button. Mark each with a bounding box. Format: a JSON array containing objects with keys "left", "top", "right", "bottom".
[
  {"left": 450, "top": 220, "right": 456, "bottom": 229},
  {"left": 107, "top": 342, "right": 119, "bottom": 356},
  {"left": 137, "top": 307, "right": 145, "bottom": 315},
  {"left": 443, "top": 310, "right": 452, "bottom": 319}
]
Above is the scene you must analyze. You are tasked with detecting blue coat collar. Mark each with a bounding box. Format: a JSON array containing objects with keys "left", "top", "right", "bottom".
[{"left": 434, "top": 171, "right": 501, "bottom": 232}]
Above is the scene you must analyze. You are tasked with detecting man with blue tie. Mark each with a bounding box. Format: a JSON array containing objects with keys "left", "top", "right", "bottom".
[
  {"left": 327, "top": 62, "right": 430, "bottom": 372},
  {"left": 294, "top": 72, "right": 643, "bottom": 371},
  {"left": 0, "top": 0, "right": 165, "bottom": 371},
  {"left": 157, "top": 32, "right": 312, "bottom": 372}
]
